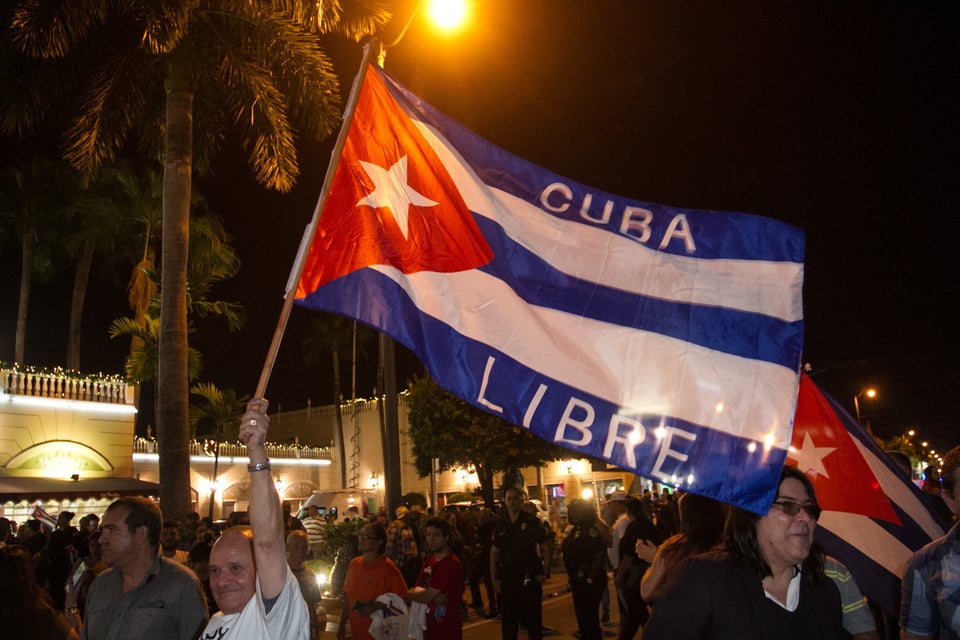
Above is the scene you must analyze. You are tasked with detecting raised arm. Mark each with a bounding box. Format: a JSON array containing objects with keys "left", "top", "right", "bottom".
[{"left": 239, "top": 397, "right": 287, "bottom": 599}]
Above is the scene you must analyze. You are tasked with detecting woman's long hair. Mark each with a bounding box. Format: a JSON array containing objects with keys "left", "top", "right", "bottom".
[
  {"left": 0, "top": 545, "right": 66, "bottom": 635},
  {"left": 724, "top": 466, "right": 826, "bottom": 584}
]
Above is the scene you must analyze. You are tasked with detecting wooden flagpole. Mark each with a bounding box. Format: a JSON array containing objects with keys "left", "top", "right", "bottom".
[{"left": 253, "top": 40, "right": 380, "bottom": 400}]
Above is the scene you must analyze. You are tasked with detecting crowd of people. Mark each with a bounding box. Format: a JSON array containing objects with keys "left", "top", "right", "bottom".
[{"left": 1, "top": 400, "right": 957, "bottom": 640}]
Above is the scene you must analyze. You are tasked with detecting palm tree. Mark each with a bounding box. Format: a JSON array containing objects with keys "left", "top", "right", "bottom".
[
  {"left": 62, "top": 164, "right": 146, "bottom": 371},
  {"left": 189, "top": 382, "right": 249, "bottom": 442},
  {"left": 0, "top": 158, "right": 74, "bottom": 364},
  {"left": 110, "top": 209, "right": 244, "bottom": 431},
  {"left": 109, "top": 314, "right": 204, "bottom": 385},
  {"left": 106, "top": 161, "right": 164, "bottom": 346},
  {"left": 2, "top": 0, "right": 390, "bottom": 518},
  {"left": 190, "top": 382, "right": 250, "bottom": 519}
]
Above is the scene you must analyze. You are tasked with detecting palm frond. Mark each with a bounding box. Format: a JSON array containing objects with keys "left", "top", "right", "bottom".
[
  {"left": 62, "top": 50, "right": 163, "bottom": 179},
  {"left": 8, "top": 0, "right": 111, "bottom": 59},
  {"left": 323, "top": 0, "right": 392, "bottom": 40},
  {"left": 133, "top": 0, "right": 198, "bottom": 55}
]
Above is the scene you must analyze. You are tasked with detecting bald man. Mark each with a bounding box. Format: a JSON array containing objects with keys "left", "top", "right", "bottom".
[{"left": 201, "top": 398, "right": 309, "bottom": 640}]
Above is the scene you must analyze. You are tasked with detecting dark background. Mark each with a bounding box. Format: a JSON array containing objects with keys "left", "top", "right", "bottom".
[{"left": 2, "top": 1, "right": 958, "bottom": 452}]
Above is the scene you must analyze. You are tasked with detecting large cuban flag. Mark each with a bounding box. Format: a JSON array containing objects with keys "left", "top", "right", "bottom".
[
  {"left": 295, "top": 62, "right": 805, "bottom": 514},
  {"left": 789, "top": 373, "right": 947, "bottom": 614}
]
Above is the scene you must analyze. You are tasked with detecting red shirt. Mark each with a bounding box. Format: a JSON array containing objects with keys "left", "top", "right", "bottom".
[
  {"left": 416, "top": 553, "right": 464, "bottom": 640},
  {"left": 343, "top": 555, "right": 407, "bottom": 640}
]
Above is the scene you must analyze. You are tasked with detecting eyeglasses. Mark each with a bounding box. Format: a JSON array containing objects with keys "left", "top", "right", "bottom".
[{"left": 771, "top": 499, "right": 821, "bottom": 520}]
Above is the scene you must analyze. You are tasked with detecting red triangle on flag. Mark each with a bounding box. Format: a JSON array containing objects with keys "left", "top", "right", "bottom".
[
  {"left": 788, "top": 374, "right": 900, "bottom": 524},
  {"left": 297, "top": 66, "right": 493, "bottom": 298}
]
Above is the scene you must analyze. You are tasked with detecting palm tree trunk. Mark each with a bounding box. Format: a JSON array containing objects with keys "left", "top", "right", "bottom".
[
  {"left": 158, "top": 51, "right": 194, "bottom": 521},
  {"left": 15, "top": 230, "right": 33, "bottom": 364},
  {"left": 67, "top": 239, "right": 95, "bottom": 370}
]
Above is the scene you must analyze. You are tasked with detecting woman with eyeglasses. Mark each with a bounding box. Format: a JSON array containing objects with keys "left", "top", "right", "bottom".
[
  {"left": 337, "top": 523, "right": 408, "bottom": 640},
  {"left": 643, "top": 466, "right": 844, "bottom": 640}
]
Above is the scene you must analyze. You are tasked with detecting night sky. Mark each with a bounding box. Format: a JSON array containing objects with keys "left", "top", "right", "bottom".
[{"left": 2, "top": 1, "right": 958, "bottom": 453}]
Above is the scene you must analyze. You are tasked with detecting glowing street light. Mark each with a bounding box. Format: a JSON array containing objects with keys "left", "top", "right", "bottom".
[
  {"left": 381, "top": 0, "right": 468, "bottom": 62},
  {"left": 426, "top": 0, "right": 468, "bottom": 30},
  {"left": 853, "top": 387, "right": 877, "bottom": 426}
]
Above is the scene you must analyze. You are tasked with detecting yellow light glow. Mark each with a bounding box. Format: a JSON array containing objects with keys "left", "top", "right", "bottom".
[
  {"left": 198, "top": 478, "right": 221, "bottom": 494},
  {"left": 133, "top": 453, "right": 332, "bottom": 467},
  {"left": 6, "top": 441, "right": 112, "bottom": 476},
  {"left": 763, "top": 433, "right": 776, "bottom": 451},
  {"left": 581, "top": 487, "right": 594, "bottom": 500},
  {"left": 2, "top": 393, "right": 137, "bottom": 414},
  {"left": 747, "top": 442, "right": 758, "bottom": 454},
  {"left": 426, "top": 0, "right": 467, "bottom": 29},
  {"left": 865, "top": 388, "right": 876, "bottom": 398}
]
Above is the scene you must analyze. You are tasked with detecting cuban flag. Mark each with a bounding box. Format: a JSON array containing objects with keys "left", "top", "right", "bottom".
[
  {"left": 295, "top": 62, "right": 805, "bottom": 514},
  {"left": 789, "top": 373, "right": 947, "bottom": 614},
  {"left": 32, "top": 503, "right": 58, "bottom": 530}
]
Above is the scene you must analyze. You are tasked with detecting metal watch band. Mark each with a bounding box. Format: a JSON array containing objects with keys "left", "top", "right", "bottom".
[{"left": 247, "top": 459, "right": 271, "bottom": 472}]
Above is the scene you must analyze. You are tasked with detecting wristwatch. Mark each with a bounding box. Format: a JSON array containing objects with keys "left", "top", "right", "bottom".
[{"left": 248, "top": 459, "right": 271, "bottom": 472}]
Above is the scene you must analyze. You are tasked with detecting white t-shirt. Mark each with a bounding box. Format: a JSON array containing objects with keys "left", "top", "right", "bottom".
[
  {"left": 608, "top": 513, "right": 630, "bottom": 569},
  {"left": 201, "top": 566, "right": 309, "bottom": 640}
]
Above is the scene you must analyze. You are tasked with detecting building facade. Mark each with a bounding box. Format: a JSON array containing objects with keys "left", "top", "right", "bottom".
[{"left": 2, "top": 366, "right": 641, "bottom": 522}]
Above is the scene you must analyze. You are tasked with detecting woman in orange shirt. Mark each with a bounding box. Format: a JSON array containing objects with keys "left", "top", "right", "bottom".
[{"left": 338, "top": 523, "right": 408, "bottom": 640}]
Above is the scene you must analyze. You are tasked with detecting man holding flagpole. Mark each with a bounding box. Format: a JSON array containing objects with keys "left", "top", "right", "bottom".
[{"left": 201, "top": 398, "right": 309, "bottom": 640}]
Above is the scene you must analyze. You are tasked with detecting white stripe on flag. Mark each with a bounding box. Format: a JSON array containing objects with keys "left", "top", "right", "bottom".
[
  {"left": 852, "top": 436, "right": 945, "bottom": 539},
  {"left": 418, "top": 121, "right": 804, "bottom": 322},
  {"left": 819, "top": 511, "right": 914, "bottom": 578},
  {"left": 372, "top": 263, "right": 797, "bottom": 445}
]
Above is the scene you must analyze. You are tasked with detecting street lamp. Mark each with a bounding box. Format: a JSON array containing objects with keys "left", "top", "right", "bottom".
[{"left": 853, "top": 387, "right": 877, "bottom": 426}]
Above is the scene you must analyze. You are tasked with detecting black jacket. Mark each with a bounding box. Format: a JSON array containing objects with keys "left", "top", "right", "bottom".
[{"left": 643, "top": 550, "right": 843, "bottom": 640}]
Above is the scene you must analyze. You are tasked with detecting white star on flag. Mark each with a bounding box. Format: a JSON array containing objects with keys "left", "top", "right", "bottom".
[
  {"left": 356, "top": 156, "right": 438, "bottom": 239},
  {"left": 789, "top": 432, "right": 837, "bottom": 478}
]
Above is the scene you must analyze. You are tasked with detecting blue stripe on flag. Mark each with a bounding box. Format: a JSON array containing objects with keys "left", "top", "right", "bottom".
[
  {"left": 299, "top": 268, "right": 789, "bottom": 514},
  {"left": 473, "top": 215, "right": 804, "bottom": 369}
]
